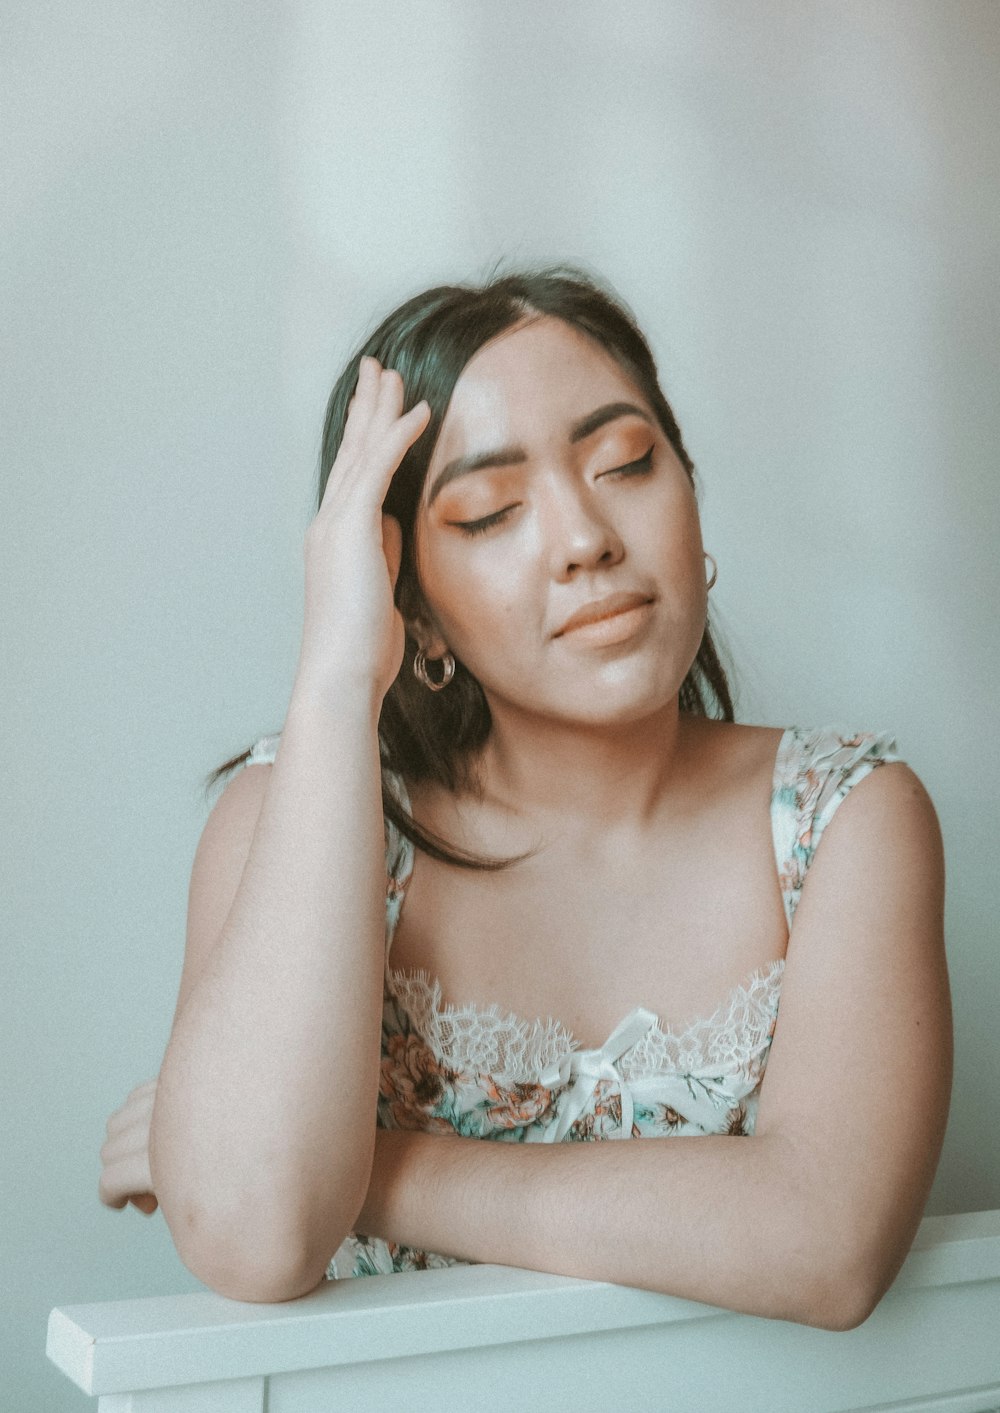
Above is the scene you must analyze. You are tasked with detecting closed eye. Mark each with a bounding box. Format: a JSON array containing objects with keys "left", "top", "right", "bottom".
[
  {"left": 447, "top": 446, "right": 655, "bottom": 537},
  {"left": 599, "top": 446, "right": 655, "bottom": 479},
  {"left": 447, "top": 504, "right": 519, "bottom": 537}
]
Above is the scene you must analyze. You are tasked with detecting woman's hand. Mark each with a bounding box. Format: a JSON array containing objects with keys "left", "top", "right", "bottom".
[
  {"left": 99, "top": 1078, "right": 159, "bottom": 1216},
  {"left": 295, "top": 357, "right": 431, "bottom": 709}
]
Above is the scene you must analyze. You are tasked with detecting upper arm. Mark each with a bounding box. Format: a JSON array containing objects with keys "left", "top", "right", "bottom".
[
  {"left": 169, "top": 763, "right": 272, "bottom": 1030},
  {"left": 754, "top": 762, "right": 951, "bottom": 1315}
]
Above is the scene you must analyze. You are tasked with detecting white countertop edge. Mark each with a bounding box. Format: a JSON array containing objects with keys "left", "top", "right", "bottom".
[{"left": 47, "top": 1208, "right": 1000, "bottom": 1397}]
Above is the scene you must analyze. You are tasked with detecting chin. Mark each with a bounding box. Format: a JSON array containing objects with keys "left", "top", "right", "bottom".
[
  {"left": 564, "top": 696, "right": 677, "bottom": 730},
  {"left": 531, "top": 675, "right": 682, "bottom": 730},
  {"left": 475, "top": 645, "right": 688, "bottom": 730}
]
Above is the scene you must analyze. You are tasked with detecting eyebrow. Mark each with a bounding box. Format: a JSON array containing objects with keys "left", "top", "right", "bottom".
[{"left": 426, "top": 400, "right": 656, "bottom": 507}]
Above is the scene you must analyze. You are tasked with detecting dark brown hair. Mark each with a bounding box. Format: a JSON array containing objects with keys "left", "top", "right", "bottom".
[{"left": 205, "top": 263, "right": 734, "bottom": 866}]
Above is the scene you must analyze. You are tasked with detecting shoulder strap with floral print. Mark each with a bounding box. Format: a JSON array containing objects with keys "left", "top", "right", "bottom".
[{"left": 770, "top": 726, "right": 902, "bottom": 930}]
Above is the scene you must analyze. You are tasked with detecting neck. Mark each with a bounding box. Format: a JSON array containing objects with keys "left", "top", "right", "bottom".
[{"left": 475, "top": 697, "right": 695, "bottom": 834}]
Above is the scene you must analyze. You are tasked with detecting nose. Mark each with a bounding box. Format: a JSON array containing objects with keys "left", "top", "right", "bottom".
[{"left": 543, "top": 479, "right": 624, "bottom": 581}]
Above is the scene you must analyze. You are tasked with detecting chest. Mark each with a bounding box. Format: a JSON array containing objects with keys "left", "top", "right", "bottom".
[{"left": 387, "top": 791, "right": 789, "bottom": 1050}]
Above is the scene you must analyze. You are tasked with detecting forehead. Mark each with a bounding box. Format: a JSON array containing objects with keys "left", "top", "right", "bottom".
[{"left": 432, "top": 316, "right": 645, "bottom": 460}]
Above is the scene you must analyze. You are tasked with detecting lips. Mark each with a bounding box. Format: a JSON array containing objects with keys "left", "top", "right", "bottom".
[{"left": 553, "top": 591, "right": 654, "bottom": 637}]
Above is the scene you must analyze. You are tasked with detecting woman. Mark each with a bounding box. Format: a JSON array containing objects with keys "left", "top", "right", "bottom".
[{"left": 99, "top": 266, "right": 951, "bottom": 1328}]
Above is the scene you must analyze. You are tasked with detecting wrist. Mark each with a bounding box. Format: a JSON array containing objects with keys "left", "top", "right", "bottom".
[
  {"left": 289, "top": 662, "right": 386, "bottom": 728},
  {"left": 360, "top": 1129, "right": 461, "bottom": 1243},
  {"left": 356, "top": 1128, "right": 407, "bottom": 1237}
]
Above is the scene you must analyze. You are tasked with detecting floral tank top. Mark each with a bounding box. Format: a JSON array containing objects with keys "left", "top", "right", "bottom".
[{"left": 242, "top": 725, "right": 900, "bottom": 1279}]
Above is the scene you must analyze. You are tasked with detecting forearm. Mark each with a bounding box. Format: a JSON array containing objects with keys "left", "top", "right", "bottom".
[
  {"left": 151, "top": 693, "right": 386, "bottom": 1292},
  {"left": 359, "top": 1129, "right": 872, "bottom": 1329}
]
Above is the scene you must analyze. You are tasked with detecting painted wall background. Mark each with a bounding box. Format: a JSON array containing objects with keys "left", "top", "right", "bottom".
[{"left": 4, "top": 3, "right": 997, "bottom": 1406}]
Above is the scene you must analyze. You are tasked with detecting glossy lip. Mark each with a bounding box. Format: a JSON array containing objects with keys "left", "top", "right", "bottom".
[{"left": 553, "top": 590, "right": 655, "bottom": 638}]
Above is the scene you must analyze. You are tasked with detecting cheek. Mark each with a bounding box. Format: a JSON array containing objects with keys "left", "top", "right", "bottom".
[
  {"left": 662, "top": 490, "right": 704, "bottom": 573},
  {"left": 436, "top": 571, "right": 525, "bottom": 654},
  {"left": 415, "top": 535, "right": 521, "bottom": 652}
]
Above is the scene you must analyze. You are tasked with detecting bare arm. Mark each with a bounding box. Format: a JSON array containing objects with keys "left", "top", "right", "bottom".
[
  {"left": 149, "top": 361, "right": 431, "bottom": 1302},
  {"left": 356, "top": 764, "right": 952, "bottom": 1329},
  {"left": 150, "top": 700, "right": 386, "bottom": 1302}
]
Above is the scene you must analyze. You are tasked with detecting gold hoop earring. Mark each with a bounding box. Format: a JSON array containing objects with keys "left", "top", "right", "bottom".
[
  {"left": 704, "top": 552, "right": 718, "bottom": 591},
  {"left": 413, "top": 649, "right": 456, "bottom": 691}
]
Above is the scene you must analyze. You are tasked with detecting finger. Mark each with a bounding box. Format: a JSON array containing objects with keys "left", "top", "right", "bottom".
[
  {"left": 101, "top": 1122, "right": 151, "bottom": 1168},
  {"left": 100, "top": 1148, "right": 150, "bottom": 1199},
  {"left": 98, "top": 1169, "right": 129, "bottom": 1209},
  {"left": 323, "top": 360, "right": 397, "bottom": 505},
  {"left": 101, "top": 1107, "right": 154, "bottom": 1159},
  {"left": 370, "top": 366, "right": 406, "bottom": 427},
  {"left": 106, "top": 1079, "right": 157, "bottom": 1119},
  {"left": 381, "top": 398, "right": 431, "bottom": 463},
  {"left": 401, "top": 397, "right": 431, "bottom": 432},
  {"left": 99, "top": 1147, "right": 153, "bottom": 1204},
  {"left": 100, "top": 1169, "right": 151, "bottom": 1210},
  {"left": 107, "top": 1085, "right": 156, "bottom": 1123},
  {"left": 338, "top": 398, "right": 431, "bottom": 512},
  {"left": 336, "top": 357, "right": 381, "bottom": 462},
  {"left": 355, "top": 354, "right": 382, "bottom": 402},
  {"left": 105, "top": 1093, "right": 155, "bottom": 1139},
  {"left": 101, "top": 1182, "right": 157, "bottom": 1213},
  {"left": 358, "top": 399, "right": 430, "bottom": 509},
  {"left": 321, "top": 385, "right": 429, "bottom": 521}
]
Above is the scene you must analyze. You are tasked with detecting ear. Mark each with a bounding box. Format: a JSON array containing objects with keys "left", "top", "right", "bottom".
[
  {"left": 382, "top": 514, "right": 403, "bottom": 592},
  {"left": 404, "top": 601, "right": 449, "bottom": 661},
  {"left": 395, "top": 547, "right": 449, "bottom": 658},
  {"left": 408, "top": 621, "right": 450, "bottom": 661}
]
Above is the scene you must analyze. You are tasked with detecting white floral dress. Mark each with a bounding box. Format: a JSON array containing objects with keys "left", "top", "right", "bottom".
[{"left": 242, "top": 725, "right": 900, "bottom": 1279}]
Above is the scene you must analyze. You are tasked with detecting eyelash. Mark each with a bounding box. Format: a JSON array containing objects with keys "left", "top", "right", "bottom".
[
  {"left": 454, "top": 508, "right": 515, "bottom": 538},
  {"left": 450, "top": 447, "right": 656, "bottom": 537},
  {"left": 603, "top": 446, "right": 655, "bottom": 480}
]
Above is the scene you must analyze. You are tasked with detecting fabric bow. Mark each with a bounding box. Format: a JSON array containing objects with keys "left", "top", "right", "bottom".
[{"left": 538, "top": 1007, "right": 660, "bottom": 1143}]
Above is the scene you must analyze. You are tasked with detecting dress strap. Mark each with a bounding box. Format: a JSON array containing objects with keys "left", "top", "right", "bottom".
[
  {"left": 245, "top": 733, "right": 281, "bottom": 767},
  {"left": 770, "top": 726, "right": 902, "bottom": 929}
]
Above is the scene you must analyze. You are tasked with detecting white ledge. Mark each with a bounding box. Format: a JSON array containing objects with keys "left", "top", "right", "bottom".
[{"left": 47, "top": 1210, "right": 1000, "bottom": 1412}]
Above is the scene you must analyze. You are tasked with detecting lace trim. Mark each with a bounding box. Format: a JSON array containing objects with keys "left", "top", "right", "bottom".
[
  {"left": 619, "top": 960, "right": 784, "bottom": 1079},
  {"left": 385, "top": 959, "right": 784, "bottom": 1083},
  {"left": 386, "top": 967, "right": 579, "bottom": 1079}
]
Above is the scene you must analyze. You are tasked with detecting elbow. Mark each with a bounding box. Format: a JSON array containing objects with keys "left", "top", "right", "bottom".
[
  {"left": 160, "top": 1196, "right": 350, "bottom": 1305},
  {"left": 799, "top": 1282, "right": 881, "bottom": 1333},
  {"left": 151, "top": 1141, "right": 368, "bottom": 1304},
  {"left": 781, "top": 1245, "right": 891, "bottom": 1332},
  {"left": 174, "top": 1225, "right": 335, "bottom": 1304},
  {"left": 820, "top": 1253, "right": 898, "bottom": 1332},
  {"left": 194, "top": 1250, "right": 328, "bottom": 1304}
]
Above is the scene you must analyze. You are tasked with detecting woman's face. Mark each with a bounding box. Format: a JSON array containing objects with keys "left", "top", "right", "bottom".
[{"left": 412, "top": 316, "right": 708, "bottom": 728}]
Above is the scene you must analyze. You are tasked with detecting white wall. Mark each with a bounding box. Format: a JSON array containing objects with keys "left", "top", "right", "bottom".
[{"left": 5, "top": 3, "right": 998, "bottom": 1408}]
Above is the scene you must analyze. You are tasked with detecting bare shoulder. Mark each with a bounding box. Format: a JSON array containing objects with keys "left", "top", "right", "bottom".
[
  {"left": 196, "top": 760, "right": 272, "bottom": 876},
  {"left": 766, "top": 752, "right": 948, "bottom": 1122},
  {"left": 837, "top": 755, "right": 938, "bottom": 823},
  {"left": 781, "top": 748, "right": 945, "bottom": 947},
  {"left": 171, "top": 762, "right": 272, "bottom": 1026},
  {"left": 810, "top": 757, "right": 943, "bottom": 885}
]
